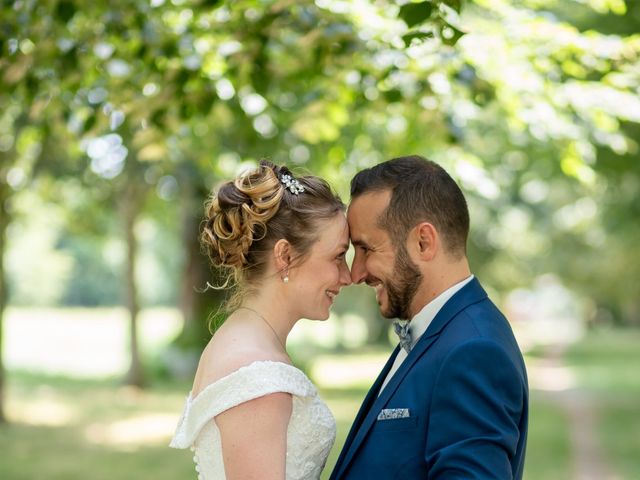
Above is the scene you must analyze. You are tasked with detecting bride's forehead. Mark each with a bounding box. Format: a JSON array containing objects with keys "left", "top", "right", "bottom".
[{"left": 311, "top": 216, "right": 349, "bottom": 251}]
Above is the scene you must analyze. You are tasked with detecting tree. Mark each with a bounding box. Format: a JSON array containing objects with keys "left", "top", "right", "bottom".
[
  {"left": 1, "top": 0, "right": 468, "bottom": 401},
  {"left": 1, "top": 0, "right": 638, "bottom": 421}
]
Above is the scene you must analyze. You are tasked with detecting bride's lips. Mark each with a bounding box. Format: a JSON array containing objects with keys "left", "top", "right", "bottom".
[{"left": 326, "top": 289, "right": 339, "bottom": 302}]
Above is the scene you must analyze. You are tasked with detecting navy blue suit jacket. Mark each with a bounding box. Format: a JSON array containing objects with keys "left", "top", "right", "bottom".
[{"left": 330, "top": 278, "right": 528, "bottom": 479}]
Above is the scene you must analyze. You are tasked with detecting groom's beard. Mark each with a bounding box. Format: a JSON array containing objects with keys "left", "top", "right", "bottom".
[{"left": 384, "top": 244, "right": 422, "bottom": 320}]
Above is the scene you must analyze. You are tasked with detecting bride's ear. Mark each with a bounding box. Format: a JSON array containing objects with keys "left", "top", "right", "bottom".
[{"left": 273, "top": 239, "right": 292, "bottom": 273}]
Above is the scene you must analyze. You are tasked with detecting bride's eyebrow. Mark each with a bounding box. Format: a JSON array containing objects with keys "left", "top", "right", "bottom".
[{"left": 330, "top": 242, "right": 349, "bottom": 255}]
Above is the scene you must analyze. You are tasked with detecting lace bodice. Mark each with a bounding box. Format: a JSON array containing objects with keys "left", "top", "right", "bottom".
[{"left": 170, "top": 361, "right": 336, "bottom": 479}]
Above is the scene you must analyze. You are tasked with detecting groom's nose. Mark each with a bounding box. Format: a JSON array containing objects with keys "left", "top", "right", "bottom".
[{"left": 350, "top": 249, "right": 367, "bottom": 284}]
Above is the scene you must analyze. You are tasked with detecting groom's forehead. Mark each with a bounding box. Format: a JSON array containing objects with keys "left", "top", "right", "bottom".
[
  {"left": 348, "top": 190, "right": 390, "bottom": 230},
  {"left": 347, "top": 199, "right": 392, "bottom": 248},
  {"left": 348, "top": 189, "right": 392, "bottom": 216}
]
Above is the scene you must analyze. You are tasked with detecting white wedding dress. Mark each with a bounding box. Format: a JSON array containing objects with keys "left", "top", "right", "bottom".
[{"left": 170, "top": 361, "right": 336, "bottom": 479}]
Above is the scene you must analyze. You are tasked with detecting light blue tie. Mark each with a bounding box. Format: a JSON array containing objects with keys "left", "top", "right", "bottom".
[{"left": 393, "top": 320, "right": 412, "bottom": 353}]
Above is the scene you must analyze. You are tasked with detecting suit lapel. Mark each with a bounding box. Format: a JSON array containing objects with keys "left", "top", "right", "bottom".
[
  {"left": 333, "top": 278, "right": 488, "bottom": 479},
  {"left": 371, "top": 277, "right": 486, "bottom": 407},
  {"left": 334, "top": 335, "right": 441, "bottom": 478}
]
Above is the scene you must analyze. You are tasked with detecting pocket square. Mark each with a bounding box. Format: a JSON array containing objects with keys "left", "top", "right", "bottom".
[{"left": 377, "top": 408, "right": 411, "bottom": 421}]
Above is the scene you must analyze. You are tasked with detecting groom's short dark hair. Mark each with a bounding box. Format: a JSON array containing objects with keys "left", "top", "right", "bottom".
[{"left": 350, "top": 155, "right": 469, "bottom": 258}]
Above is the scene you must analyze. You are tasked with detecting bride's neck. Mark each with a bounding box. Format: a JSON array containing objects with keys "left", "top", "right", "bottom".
[{"left": 240, "top": 288, "right": 298, "bottom": 343}]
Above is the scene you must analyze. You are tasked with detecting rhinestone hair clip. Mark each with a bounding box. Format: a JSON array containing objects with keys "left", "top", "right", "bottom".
[{"left": 280, "top": 173, "right": 305, "bottom": 195}]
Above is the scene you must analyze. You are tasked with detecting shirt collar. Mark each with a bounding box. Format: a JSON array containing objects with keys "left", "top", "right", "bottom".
[{"left": 408, "top": 275, "right": 474, "bottom": 347}]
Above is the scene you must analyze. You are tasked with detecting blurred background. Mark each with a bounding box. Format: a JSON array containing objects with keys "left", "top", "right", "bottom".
[{"left": 1, "top": 0, "right": 639, "bottom": 478}]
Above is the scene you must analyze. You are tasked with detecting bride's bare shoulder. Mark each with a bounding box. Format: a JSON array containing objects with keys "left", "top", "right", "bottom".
[{"left": 191, "top": 320, "right": 289, "bottom": 396}]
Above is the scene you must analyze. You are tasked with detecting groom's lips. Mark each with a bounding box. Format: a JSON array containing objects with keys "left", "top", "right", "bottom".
[
  {"left": 365, "top": 277, "right": 385, "bottom": 303},
  {"left": 375, "top": 286, "right": 383, "bottom": 302}
]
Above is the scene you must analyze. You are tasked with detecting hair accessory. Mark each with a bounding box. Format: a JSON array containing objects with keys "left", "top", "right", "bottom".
[{"left": 280, "top": 174, "right": 305, "bottom": 195}]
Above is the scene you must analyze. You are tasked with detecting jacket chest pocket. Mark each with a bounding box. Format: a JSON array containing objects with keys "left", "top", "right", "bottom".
[{"left": 372, "top": 415, "right": 419, "bottom": 432}]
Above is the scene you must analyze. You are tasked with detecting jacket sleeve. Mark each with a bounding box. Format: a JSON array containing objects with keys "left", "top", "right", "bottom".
[{"left": 425, "top": 337, "right": 524, "bottom": 479}]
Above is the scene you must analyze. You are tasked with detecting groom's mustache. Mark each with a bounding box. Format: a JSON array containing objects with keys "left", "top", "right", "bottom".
[{"left": 364, "top": 276, "right": 381, "bottom": 287}]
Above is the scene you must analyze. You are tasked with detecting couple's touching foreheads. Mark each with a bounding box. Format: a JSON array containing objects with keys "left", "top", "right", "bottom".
[{"left": 170, "top": 155, "right": 529, "bottom": 479}]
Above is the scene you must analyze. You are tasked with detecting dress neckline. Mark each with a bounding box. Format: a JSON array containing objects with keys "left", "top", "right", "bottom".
[{"left": 189, "top": 360, "right": 310, "bottom": 404}]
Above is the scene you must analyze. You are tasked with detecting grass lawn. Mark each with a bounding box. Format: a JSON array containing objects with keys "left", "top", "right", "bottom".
[
  {"left": 1, "top": 365, "right": 570, "bottom": 480},
  {"left": 2, "top": 308, "right": 637, "bottom": 479},
  {"left": 524, "top": 394, "right": 571, "bottom": 480},
  {"left": 564, "top": 328, "right": 640, "bottom": 479},
  {"left": 0, "top": 372, "right": 195, "bottom": 480},
  {"left": 598, "top": 404, "right": 640, "bottom": 480}
]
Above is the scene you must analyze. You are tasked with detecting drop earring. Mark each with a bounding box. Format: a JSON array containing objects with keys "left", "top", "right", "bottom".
[{"left": 283, "top": 276, "right": 289, "bottom": 284}]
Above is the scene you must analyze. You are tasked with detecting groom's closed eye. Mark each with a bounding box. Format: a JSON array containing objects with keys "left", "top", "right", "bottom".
[{"left": 351, "top": 240, "right": 370, "bottom": 252}]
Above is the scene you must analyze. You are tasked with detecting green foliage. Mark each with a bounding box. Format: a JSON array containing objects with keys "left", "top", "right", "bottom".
[
  {"left": 399, "top": 2, "right": 435, "bottom": 28},
  {"left": 0, "top": 0, "right": 638, "bottom": 326},
  {"left": 57, "top": 235, "right": 123, "bottom": 307},
  {"left": 5, "top": 191, "right": 74, "bottom": 306}
]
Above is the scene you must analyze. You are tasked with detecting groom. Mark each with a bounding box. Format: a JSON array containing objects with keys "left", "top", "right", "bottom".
[{"left": 331, "top": 156, "right": 528, "bottom": 479}]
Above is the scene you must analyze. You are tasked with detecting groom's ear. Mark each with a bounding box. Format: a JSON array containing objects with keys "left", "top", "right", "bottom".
[{"left": 412, "top": 222, "right": 438, "bottom": 261}]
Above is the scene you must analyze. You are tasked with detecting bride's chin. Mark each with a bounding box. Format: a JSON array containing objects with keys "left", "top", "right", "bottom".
[{"left": 305, "top": 309, "right": 331, "bottom": 321}]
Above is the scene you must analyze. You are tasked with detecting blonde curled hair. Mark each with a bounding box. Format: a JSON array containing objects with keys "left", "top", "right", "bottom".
[{"left": 201, "top": 160, "right": 344, "bottom": 308}]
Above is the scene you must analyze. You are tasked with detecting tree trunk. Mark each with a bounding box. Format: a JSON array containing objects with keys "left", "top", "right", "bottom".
[
  {"left": 167, "top": 174, "right": 227, "bottom": 382},
  {"left": 0, "top": 179, "right": 9, "bottom": 424},
  {"left": 178, "top": 192, "right": 203, "bottom": 337},
  {"left": 121, "top": 182, "right": 145, "bottom": 387},
  {"left": 176, "top": 181, "right": 226, "bottom": 350}
]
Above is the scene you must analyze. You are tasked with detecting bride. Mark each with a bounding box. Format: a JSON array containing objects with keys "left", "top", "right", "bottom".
[{"left": 170, "top": 160, "right": 351, "bottom": 479}]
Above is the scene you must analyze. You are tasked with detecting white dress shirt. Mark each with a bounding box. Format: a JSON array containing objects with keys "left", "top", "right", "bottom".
[{"left": 378, "top": 275, "right": 474, "bottom": 394}]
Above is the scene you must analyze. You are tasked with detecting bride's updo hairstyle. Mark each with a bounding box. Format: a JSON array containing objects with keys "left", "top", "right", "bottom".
[{"left": 201, "top": 160, "right": 344, "bottom": 306}]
